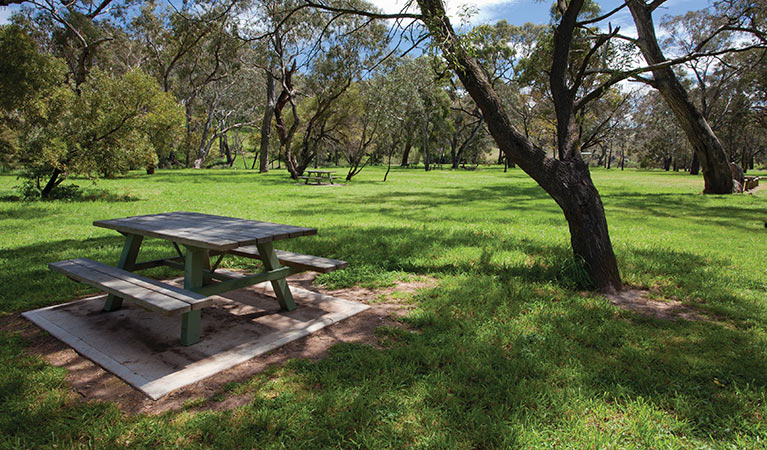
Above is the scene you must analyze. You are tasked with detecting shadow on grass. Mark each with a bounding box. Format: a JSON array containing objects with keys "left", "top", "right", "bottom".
[
  {"left": 135, "top": 170, "right": 296, "bottom": 187},
  {"left": 0, "top": 188, "right": 142, "bottom": 204},
  {"left": 0, "top": 236, "right": 184, "bottom": 312},
  {"left": 604, "top": 192, "right": 766, "bottom": 231},
  {"left": 3, "top": 218, "right": 766, "bottom": 446}
]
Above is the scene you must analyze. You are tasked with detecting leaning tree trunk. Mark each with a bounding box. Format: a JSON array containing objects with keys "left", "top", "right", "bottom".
[
  {"left": 627, "top": 0, "right": 732, "bottom": 194},
  {"left": 40, "top": 168, "right": 66, "bottom": 198},
  {"left": 416, "top": 0, "right": 621, "bottom": 292}
]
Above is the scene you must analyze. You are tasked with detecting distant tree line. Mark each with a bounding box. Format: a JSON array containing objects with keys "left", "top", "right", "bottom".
[{"left": 1, "top": 0, "right": 765, "bottom": 290}]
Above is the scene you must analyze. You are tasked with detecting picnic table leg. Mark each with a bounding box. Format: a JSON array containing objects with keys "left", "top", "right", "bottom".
[
  {"left": 180, "top": 245, "right": 207, "bottom": 345},
  {"left": 103, "top": 233, "right": 143, "bottom": 312},
  {"left": 256, "top": 241, "right": 297, "bottom": 311}
]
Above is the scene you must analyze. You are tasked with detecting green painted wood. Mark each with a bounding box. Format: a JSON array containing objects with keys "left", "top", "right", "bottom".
[
  {"left": 49, "top": 259, "right": 200, "bottom": 315},
  {"left": 227, "top": 247, "right": 348, "bottom": 273},
  {"left": 131, "top": 256, "right": 184, "bottom": 271},
  {"left": 256, "top": 242, "right": 296, "bottom": 311},
  {"left": 103, "top": 233, "right": 143, "bottom": 312},
  {"left": 180, "top": 310, "right": 201, "bottom": 346},
  {"left": 193, "top": 267, "right": 292, "bottom": 296},
  {"left": 180, "top": 245, "right": 207, "bottom": 345}
]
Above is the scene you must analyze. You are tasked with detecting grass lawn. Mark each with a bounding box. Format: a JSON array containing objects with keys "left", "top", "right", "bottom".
[{"left": 1, "top": 166, "right": 766, "bottom": 448}]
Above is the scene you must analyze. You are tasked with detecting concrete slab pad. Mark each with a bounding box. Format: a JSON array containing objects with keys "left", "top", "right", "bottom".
[{"left": 22, "top": 282, "right": 369, "bottom": 400}]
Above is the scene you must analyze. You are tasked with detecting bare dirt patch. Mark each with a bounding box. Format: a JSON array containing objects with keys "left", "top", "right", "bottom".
[
  {"left": 4, "top": 273, "right": 434, "bottom": 415},
  {"left": 606, "top": 288, "right": 711, "bottom": 322}
]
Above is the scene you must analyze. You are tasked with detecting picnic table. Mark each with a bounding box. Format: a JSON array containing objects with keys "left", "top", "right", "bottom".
[
  {"left": 49, "top": 212, "right": 347, "bottom": 345},
  {"left": 299, "top": 170, "right": 337, "bottom": 185}
]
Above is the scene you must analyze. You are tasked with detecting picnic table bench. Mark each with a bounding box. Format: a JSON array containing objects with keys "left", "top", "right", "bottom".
[
  {"left": 298, "top": 170, "right": 337, "bottom": 185},
  {"left": 744, "top": 176, "right": 759, "bottom": 191},
  {"left": 48, "top": 212, "right": 346, "bottom": 346}
]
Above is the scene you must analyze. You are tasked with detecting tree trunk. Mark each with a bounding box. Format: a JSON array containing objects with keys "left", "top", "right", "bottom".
[
  {"left": 185, "top": 103, "right": 194, "bottom": 167},
  {"left": 452, "top": 118, "right": 484, "bottom": 169},
  {"left": 274, "top": 63, "right": 300, "bottom": 179},
  {"left": 401, "top": 132, "right": 413, "bottom": 166},
  {"left": 450, "top": 135, "right": 459, "bottom": 168},
  {"left": 222, "top": 134, "right": 234, "bottom": 167},
  {"left": 40, "top": 168, "right": 65, "bottom": 198},
  {"left": 689, "top": 152, "right": 700, "bottom": 175},
  {"left": 257, "top": 68, "right": 276, "bottom": 173},
  {"left": 417, "top": 0, "right": 621, "bottom": 292},
  {"left": 423, "top": 114, "right": 431, "bottom": 172},
  {"left": 627, "top": 0, "right": 732, "bottom": 194},
  {"left": 606, "top": 144, "right": 612, "bottom": 169}
]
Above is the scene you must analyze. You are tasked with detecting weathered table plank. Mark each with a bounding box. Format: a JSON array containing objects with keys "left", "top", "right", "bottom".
[
  {"left": 49, "top": 259, "right": 210, "bottom": 315},
  {"left": 228, "top": 247, "right": 347, "bottom": 273},
  {"left": 94, "top": 212, "right": 317, "bottom": 250}
]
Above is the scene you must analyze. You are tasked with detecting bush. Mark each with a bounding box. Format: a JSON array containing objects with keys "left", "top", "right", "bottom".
[{"left": 16, "top": 178, "right": 82, "bottom": 200}]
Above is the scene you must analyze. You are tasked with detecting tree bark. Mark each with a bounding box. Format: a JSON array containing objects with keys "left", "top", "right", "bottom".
[
  {"left": 40, "top": 168, "right": 66, "bottom": 198},
  {"left": 422, "top": 112, "right": 431, "bottom": 172},
  {"left": 416, "top": 0, "right": 621, "bottom": 292},
  {"left": 401, "top": 131, "right": 412, "bottom": 166},
  {"left": 257, "top": 68, "right": 276, "bottom": 172},
  {"left": 627, "top": 0, "right": 732, "bottom": 194},
  {"left": 451, "top": 118, "right": 484, "bottom": 169},
  {"left": 689, "top": 152, "right": 700, "bottom": 175}
]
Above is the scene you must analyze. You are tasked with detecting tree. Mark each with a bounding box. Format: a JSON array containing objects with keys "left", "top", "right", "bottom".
[
  {"left": 414, "top": 0, "right": 624, "bottom": 291},
  {"left": 294, "top": 0, "right": 626, "bottom": 290},
  {"left": 0, "top": 24, "right": 65, "bottom": 167},
  {"left": 626, "top": 0, "right": 735, "bottom": 193},
  {"left": 12, "top": 0, "right": 135, "bottom": 92},
  {"left": 6, "top": 59, "right": 184, "bottom": 197},
  {"left": 631, "top": 91, "right": 691, "bottom": 170},
  {"left": 131, "top": 0, "right": 248, "bottom": 167}
]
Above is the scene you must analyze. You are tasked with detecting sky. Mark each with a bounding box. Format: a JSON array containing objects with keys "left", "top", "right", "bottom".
[
  {"left": 365, "top": 0, "right": 709, "bottom": 29},
  {"left": 0, "top": 0, "right": 710, "bottom": 27}
]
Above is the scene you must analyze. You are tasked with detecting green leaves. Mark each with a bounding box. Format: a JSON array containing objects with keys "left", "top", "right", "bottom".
[{"left": 2, "top": 27, "right": 185, "bottom": 197}]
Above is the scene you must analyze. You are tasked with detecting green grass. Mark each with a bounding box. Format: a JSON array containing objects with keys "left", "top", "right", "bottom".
[{"left": 1, "top": 166, "right": 767, "bottom": 448}]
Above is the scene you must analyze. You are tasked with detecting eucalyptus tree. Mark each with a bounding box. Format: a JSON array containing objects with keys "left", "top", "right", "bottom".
[
  {"left": 625, "top": 0, "right": 765, "bottom": 193},
  {"left": 659, "top": 8, "right": 762, "bottom": 174},
  {"left": 296, "top": 0, "right": 638, "bottom": 290},
  {"left": 297, "top": 23, "right": 387, "bottom": 177},
  {"left": 10, "top": 0, "right": 136, "bottom": 92},
  {"left": 631, "top": 91, "right": 691, "bottom": 170},
  {"left": 132, "top": 0, "right": 252, "bottom": 167},
  {"left": 192, "top": 58, "right": 263, "bottom": 168},
  {"left": 244, "top": 0, "right": 389, "bottom": 178}
]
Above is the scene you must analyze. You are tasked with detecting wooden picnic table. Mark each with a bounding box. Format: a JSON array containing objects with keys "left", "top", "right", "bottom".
[
  {"left": 50, "top": 212, "right": 350, "bottom": 346},
  {"left": 300, "top": 170, "right": 336, "bottom": 185}
]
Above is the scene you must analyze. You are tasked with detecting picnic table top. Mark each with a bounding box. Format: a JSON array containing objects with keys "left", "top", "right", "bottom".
[
  {"left": 94, "top": 212, "right": 317, "bottom": 251},
  {"left": 305, "top": 170, "right": 335, "bottom": 174}
]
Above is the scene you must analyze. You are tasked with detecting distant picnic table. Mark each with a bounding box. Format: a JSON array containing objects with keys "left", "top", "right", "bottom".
[
  {"left": 299, "top": 170, "right": 337, "bottom": 185},
  {"left": 49, "top": 212, "right": 346, "bottom": 346}
]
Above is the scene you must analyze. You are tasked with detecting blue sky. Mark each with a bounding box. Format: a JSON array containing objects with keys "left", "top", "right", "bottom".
[
  {"left": 477, "top": 0, "right": 706, "bottom": 26},
  {"left": 0, "top": 0, "right": 708, "bottom": 27}
]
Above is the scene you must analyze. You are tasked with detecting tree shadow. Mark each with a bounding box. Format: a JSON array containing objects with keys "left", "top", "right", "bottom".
[
  {"left": 603, "top": 192, "right": 766, "bottom": 231},
  {"left": 137, "top": 171, "right": 294, "bottom": 186},
  {"left": 250, "top": 242, "right": 767, "bottom": 445},
  {"left": 4, "top": 212, "right": 766, "bottom": 445},
  {"left": 0, "top": 188, "right": 143, "bottom": 204},
  {"left": 0, "top": 236, "right": 185, "bottom": 312}
]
